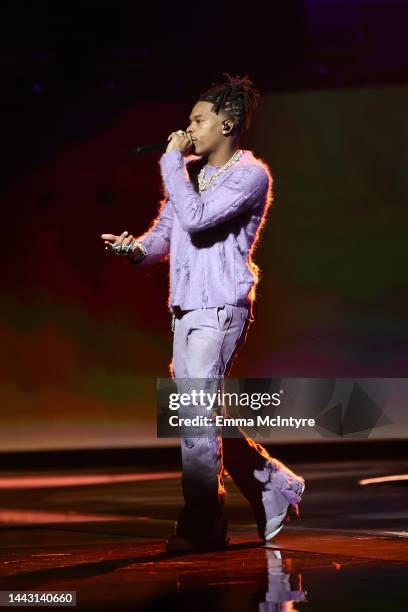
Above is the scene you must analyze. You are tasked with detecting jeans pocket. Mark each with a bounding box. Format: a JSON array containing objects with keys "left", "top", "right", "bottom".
[
  {"left": 216, "top": 306, "right": 224, "bottom": 330},
  {"left": 216, "top": 304, "right": 232, "bottom": 331}
]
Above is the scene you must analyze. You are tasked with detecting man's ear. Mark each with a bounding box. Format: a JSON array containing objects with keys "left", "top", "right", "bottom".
[{"left": 222, "top": 120, "right": 234, "bottom": 135}]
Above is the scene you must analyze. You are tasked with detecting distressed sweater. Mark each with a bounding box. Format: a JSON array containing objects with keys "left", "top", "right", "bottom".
[{"left": 132, "top": 148, "right": 273, "bottom": 313}]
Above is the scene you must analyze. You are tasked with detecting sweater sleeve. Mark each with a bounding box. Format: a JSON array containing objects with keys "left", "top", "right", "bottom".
[
  {"left": 159, "top": 148, "right": 270, "bottom": 233},
  {"left": 129, "top": 198, "right": 173, "bottom": 267}
]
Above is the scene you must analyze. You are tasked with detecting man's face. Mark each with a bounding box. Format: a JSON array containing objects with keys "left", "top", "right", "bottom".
[{"left": 186, "top": 100, "right": 228, "bottom": 157}]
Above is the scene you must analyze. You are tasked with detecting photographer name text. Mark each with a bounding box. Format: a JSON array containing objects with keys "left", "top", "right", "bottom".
[{"left": 168, "top": 415, "right": 315, "bottom": 428}]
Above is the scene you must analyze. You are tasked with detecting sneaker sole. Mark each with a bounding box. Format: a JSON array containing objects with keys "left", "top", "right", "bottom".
[{"left": 265, "top": 522, "right": 285, "bottom": 541}]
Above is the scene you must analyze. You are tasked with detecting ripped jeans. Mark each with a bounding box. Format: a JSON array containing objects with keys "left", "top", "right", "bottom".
[{"left": 171, "top": 304, "right": 273, "bottom": 540}]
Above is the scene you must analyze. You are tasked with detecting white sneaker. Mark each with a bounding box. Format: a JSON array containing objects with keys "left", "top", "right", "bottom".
[{"left": 254, "top": 459, "right": 305, "bottom": 541}]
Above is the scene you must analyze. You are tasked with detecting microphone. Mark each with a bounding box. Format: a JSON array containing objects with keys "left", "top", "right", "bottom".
[{"left": 128, "top": 140, "right": 169, "bottom": 156}]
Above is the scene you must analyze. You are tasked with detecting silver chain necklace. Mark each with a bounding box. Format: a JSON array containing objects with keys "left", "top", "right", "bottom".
[{"left": 198, "top": 149, "right": 244, "bottom": 192}]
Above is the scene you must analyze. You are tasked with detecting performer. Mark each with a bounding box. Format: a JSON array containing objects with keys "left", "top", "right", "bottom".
[{"left": 101, "top": 74, "right": 305, "bottom": 553}]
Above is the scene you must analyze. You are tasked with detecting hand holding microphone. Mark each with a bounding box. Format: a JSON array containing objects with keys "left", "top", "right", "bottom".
[
  {"left": 128, "top": 129, "right": 194, "bottom": 156},
  {"left": 166, "top": 129, "right": 193, "bottom": 155}
]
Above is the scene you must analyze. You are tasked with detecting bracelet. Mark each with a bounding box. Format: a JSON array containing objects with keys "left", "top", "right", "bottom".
[{"left": 128, "top": 240, "right": 147, "bottom": 263}]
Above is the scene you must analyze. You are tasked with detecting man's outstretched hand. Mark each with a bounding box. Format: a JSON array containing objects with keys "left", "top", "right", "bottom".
[
  {"left": 101, "top": 230, "right": 133, "bottom": 253},
  {"left": 101, "top": 231, "right": 146, "bottom": 262}
]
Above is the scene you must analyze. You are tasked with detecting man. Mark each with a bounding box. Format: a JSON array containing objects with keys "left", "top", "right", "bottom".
[{"left": 101, "top": 73, "right": 305, "bottom": 553}]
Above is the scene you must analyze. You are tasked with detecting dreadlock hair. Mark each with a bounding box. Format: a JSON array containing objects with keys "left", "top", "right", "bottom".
[{"left": 198, "top": 72, "right": 261, "bottom": 135}]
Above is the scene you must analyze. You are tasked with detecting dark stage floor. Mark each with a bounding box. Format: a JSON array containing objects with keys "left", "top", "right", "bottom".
[{"left": 0, "top": 455, "right": 407, "bottom": 611}]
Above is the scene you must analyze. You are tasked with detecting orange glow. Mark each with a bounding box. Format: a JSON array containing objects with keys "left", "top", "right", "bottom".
[
  {"left": 0, "top": 509, "right": 145, "bottom": 525},
  {"left": 359, "top": 474, "right": 408, "bottom": 485},
  {"left": 0, "top": 471, "right": 180, "bottom": 489}
]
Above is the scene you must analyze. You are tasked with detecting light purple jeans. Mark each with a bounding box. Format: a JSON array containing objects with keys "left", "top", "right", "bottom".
[{"left": 171, "top": 304, "right": 273, "bottom": 540}]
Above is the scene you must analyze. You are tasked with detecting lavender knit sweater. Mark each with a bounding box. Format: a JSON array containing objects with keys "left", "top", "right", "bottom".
[{"left": 132, "top": 148, "right": 273, "bottom": 312}]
